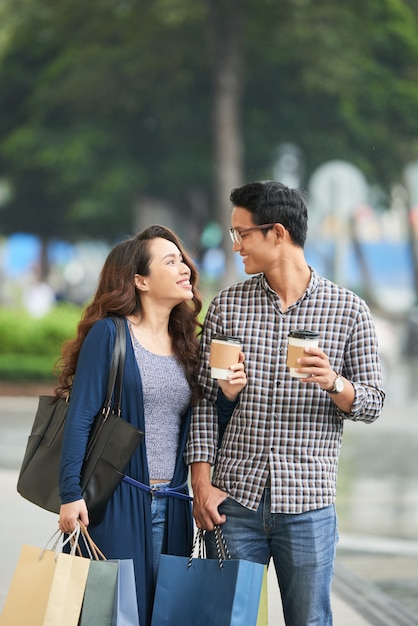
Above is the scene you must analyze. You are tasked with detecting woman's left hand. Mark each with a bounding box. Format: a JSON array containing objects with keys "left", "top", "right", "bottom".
[
  {"left": 218, "top": 351, "right": 247, "bottom": 401},
  {"left": 58, "top": 499, "right": 89, "bottom": 534}
]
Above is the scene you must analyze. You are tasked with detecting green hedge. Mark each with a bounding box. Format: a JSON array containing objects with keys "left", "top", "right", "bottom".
[
  {"left": 0, "top": 304, "right": 82, "bottom": 381},
  {"left": 0, "top": 298, "right": 210, "bottom": 382}
]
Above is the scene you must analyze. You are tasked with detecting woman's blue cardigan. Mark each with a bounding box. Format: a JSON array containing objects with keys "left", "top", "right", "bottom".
[{"left": 59, "top": 317, "right": 193, "bottom": 626}]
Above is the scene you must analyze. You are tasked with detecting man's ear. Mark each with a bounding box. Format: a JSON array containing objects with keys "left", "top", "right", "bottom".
[
  {"left": 134, "top": 274, "right": 149, "bottom": 292},
  {"left": 273, "top": 223, "right": 287, "bottom": 242}
]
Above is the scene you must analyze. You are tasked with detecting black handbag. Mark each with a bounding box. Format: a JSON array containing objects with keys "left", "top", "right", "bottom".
[{"left": 17, "top": 316, "right": 144, "bottom": 525}]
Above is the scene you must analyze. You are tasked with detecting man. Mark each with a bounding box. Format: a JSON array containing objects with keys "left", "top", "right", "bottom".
[{"left": 185, "top": 181, "right": 385, "bottom": 626}]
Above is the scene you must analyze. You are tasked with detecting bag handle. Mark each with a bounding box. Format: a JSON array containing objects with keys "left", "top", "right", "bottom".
[
  {"left": 213, "top": 524, "right": 231, "bottom": 569},
  {"left": 188, "top": 525, "right": 231, "bottom": 570},
  {"left": 110, "top": 315, "right": 126, "bottom": 416},
  {"left": 40, "top": 523, "right": 82, "bottom": 561},
  {"left": 76, "top": 520, "right": 107, "bottom": 560},
  {"left": 65, "top": 315, "right": 126, "bottom": 415},
  {"left": 188, "top": 528, "right": 206, "bottom": 567},
  {"left": 84, "top": 316, "right": 126, "bottom": 461},
  {"left": 103, "top": 315, "right": 126, "bottom": 417}
]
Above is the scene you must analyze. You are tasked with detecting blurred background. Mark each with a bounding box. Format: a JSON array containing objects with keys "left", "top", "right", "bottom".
[{"left": 0, "top": 0, "right": 418, "bottom": 619}]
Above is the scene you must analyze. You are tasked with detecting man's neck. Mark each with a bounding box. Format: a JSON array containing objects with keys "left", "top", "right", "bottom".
[{"left": 264, "top": 255, "right": 311, "bottom": 312}]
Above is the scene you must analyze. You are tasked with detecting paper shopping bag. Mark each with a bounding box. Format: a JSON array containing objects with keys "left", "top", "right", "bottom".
[
  {"left": 0, "top": 543, "right": 90, "bottom": 626},
  {"left": 256, "top": 566, "right": 268, "bottom": 626},
  {"left": 78, "top": 560, "right": 119, "bottom": 626},
  {"left": 111, "top": 559, "right": 140, "bottom": 626},
  {"left": 43, "top": 551, "right": 90, "bottom": 626},
  {"left": 151, "top": 553, "right": 264, "bottom": 626}
]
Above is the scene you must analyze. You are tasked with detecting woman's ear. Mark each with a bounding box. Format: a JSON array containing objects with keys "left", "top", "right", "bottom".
[{"left": 134, "top": 274, "right": 149, "bottom": 292}]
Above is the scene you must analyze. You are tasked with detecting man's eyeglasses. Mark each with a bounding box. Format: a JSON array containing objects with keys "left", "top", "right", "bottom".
[{"left": 228, "top": 223, "right": 276, "bottom": 245}]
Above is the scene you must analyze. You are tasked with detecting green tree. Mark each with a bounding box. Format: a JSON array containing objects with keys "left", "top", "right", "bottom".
[
  {"left": 0, "top": 0, "right": 418, "bottom": 284},
  {"left": 0, "top": 0, "right": 213, "bottom": 247},
  {"left": 241, "top": 0, "right": 418, "bottom": 183}
]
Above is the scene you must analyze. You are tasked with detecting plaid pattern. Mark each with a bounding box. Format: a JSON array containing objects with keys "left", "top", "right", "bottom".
[{"left": 185, "top": 268, "right": 385, "bottom": 513}]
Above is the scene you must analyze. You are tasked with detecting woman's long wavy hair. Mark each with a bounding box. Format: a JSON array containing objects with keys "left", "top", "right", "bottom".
[{"left": 56, "top": 225, "right": 203, "bottom": 403}]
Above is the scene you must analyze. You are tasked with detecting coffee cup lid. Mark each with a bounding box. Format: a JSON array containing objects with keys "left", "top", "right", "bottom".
[
  {"left": 212, "top": 334, "right": 242, "bottom": 344},
  {"left": 288, "top": 329, "right": 319, "bottom": 339}
]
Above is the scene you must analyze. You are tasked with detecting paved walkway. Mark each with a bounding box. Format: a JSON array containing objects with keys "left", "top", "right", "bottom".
[
  {"left": 1, "top": 395, "right": 417, "bottom": 624},
  {"left": 0, "top": 467, "right": 376, "bottom": 625},
  {"left": 0, "top": 466, "right": 374, "bottom": 625}
]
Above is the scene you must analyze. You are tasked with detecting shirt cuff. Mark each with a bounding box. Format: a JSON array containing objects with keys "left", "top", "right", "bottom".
[
  {"left": 216, "top": 388, "right": 239, "bottom": 413},
  {"left": 335, "top": 382, "right": 366, "bottom": 420}
]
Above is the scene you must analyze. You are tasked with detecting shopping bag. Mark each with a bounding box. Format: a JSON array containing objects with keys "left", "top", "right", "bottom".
[
  {"left": 78, "top": 560, "right": 119, "bottom": 626},
  {"left": 0, "top": 526, "right": 90, "bottom": 626},
  {"left": 256, "top": 566, "right": 269, "bottom": 626},
  {"left": 151, "top": 528, "right": 264, "bottom": 626},
  {"left": 111, "top": 559, "right": 140, "bottom": 626},
  {"left": 76, "top": 522, "right": 139, "bottom": 626}
]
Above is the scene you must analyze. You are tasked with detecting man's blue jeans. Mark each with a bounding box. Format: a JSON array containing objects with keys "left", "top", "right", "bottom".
[{"left": 205, "top": 489, "right": 338, "bottom": 626}]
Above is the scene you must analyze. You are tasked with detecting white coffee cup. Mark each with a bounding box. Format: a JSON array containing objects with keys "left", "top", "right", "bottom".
[
  {"left": 209, "top": 334, "right": 242, "bottom": 380},
  {"left": 287, "top": 330, "right": 320, "bottom": 378}
]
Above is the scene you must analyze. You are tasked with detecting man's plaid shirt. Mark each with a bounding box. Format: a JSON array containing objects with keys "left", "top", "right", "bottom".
[{"left": 185, "top": 268, "right": 385, "bottom": 514}]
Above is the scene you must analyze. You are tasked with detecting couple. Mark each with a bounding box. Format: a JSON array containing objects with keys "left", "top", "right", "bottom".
[{"left": 57, "top": 181, "right": 385, "bottom": 626}]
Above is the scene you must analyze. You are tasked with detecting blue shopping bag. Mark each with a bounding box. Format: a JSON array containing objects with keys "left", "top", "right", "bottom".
[
  {"left": 111, "top": 559, "right": 140, "bottom": 626},
  {"left": 151, "top": 528, "right": 265, "bottom": 626}
]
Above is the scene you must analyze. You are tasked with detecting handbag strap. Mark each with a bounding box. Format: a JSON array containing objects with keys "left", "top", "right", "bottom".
[
  {"left": 84, "top": 316, "right": 126, "bottom": 461},
  {"left": 103, "top": 315, "right": 126, "bottom": 416},
  {"left": 108, "top": 315, "right": 126, "bottom": 416}
]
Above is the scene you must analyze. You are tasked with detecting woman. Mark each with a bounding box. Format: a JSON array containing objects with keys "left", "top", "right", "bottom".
[{"left": 57, "top": 225, "right": 202, "bottom": 626}]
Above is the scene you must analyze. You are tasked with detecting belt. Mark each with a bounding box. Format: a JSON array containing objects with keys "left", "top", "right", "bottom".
[{"left": 122, "top": 475, "right": 193, "bottom": 501}]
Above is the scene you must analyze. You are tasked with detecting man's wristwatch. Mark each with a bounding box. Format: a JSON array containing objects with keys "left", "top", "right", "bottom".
[{"left": 327, "top": 374, "right": 345, "bottom": 394}]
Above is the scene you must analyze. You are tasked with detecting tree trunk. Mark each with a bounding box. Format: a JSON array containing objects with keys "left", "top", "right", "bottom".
[
  {"left": 406, "top": 205, "right": 418, "bottom": 303},
  {"left": 39, "top": 237, "right": 50, "bottom": 282},
  {"left": 208, "top": 0, "right": 244, "bottom": 289}
]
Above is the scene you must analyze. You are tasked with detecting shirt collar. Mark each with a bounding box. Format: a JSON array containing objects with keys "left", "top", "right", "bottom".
[{"left": 258, "top": 266, "right": 320, "bottom": 304}]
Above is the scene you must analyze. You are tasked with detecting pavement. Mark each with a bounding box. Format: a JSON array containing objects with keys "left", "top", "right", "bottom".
[{"left": 1, "top": 394, "right": 418, "bottom": 625}]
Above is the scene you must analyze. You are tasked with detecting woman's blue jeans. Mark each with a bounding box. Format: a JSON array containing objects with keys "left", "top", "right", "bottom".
[
  {"left": 205, "top": 489, "right": 338, "bottom": 626},
  {"left": 150, "top": 482, "right": 169, "bottom": 583}
]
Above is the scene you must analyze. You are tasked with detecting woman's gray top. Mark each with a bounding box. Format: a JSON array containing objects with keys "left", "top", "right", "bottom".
[{"left": 130, "top": 332, "right": 191, "bottom": 481}]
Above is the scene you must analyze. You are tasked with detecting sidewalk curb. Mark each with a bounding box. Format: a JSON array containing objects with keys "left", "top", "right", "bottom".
[{"left": 333, "top": 562, "right": 418, "bottom": 626}]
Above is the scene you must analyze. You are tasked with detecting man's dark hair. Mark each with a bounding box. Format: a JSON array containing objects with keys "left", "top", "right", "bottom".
[{"left": 230, "top": 181, "right": 308, "bottom": 247}]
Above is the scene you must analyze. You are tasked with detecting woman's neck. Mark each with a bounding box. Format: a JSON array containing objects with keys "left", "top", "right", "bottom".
[{"left": 127, "top": 313, "right": 173, "bottom": 356}]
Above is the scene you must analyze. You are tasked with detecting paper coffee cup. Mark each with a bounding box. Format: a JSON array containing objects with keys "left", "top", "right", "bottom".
[
  {"left": 209, "top": 334, "right": 242, "bottom": 380},
  {"left": 287, "top": 330, "right": 319, "bottom": 378}
]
